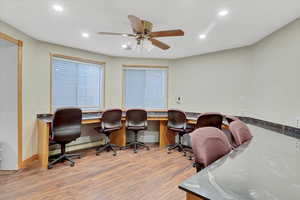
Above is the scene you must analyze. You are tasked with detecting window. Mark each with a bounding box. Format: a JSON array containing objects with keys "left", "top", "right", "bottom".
[
  {"left": 123, "top": 66, "right": 168, "bottom": 109},
  {"left": 52, "top": 56, "right": 104, "bottom": 111}
]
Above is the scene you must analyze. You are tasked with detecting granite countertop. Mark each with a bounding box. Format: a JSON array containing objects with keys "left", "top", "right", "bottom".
[
  {"left": 37, "top": 111, "right": 201, "bottom": 123},
  {"left": 179, "top": 125, "right": 300, "bottom": 200}
]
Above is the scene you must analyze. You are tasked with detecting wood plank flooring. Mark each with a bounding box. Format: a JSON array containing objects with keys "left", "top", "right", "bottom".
[{"left": 0, "top": 145, "right": 195, "bottom": 200}]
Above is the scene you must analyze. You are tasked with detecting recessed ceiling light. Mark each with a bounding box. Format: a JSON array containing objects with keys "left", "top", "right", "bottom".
[
  {"left": 122, "top": 44, "right": 128, "bottom": 48},
  {"left": 218, "top": 9, "right": 229, "bottom": 17},
  {"left": 52, "top": 4, "right": 63, "bottom": 12},
  {"left": 82, "top": 32, "right": 90, "bottom": 38},
  {"left": 199, "top": 34, "right": 207, "bottom": 39}
]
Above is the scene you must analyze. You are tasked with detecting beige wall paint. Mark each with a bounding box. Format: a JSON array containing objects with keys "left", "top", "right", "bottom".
[
  {"left": 0, "top": 21, "right": 173, "bottom": 159},
  {"left": 170, "top": 48, "right": 253, "bottom": 115},
  {"left": 1, "top": 18, "right": 300, "bottom": 160},
  {"left": 248, "top": 19, "right": 300, "bottom": 127}
]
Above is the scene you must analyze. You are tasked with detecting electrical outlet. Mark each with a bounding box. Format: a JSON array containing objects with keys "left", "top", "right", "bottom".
[{"left": 176, "top": 96, "right": 183, "bottom": 104}]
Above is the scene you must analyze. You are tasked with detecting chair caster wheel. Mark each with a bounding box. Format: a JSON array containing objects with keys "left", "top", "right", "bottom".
[
  {"left": 113, "top": 153, "right": 117, "bottom": 156},
  {"left": 96, "top": 153, "right": 99, "bottom": 156},
  {"left": 70, "top": 163, "right": 75, "bottom": 167},
  {"left": 134, "top": 150, "right": 137, "bottom": 153},
  {"left": 48, "top": 165, "right": 53, "bottom": 169},
  {"left": 167, "top": 151, "right": 171, "bottom": 154},
  {"left": 189, "top": 156, "right": 192, "bottom": 160},
  {"left": 183, "top": 153, "right": 186, "bottom": 157},
  {"left": 147, "top": 147, "right": 150, "bottom": 151}
]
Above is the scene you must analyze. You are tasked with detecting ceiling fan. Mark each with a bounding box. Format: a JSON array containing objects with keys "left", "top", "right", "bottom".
[{"left": 97, "top": 15, "right": 184, "bottom": 50}]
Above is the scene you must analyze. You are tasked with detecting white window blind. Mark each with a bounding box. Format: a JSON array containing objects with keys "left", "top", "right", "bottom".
[
  {"left": 124, "top": 67, "right": 167, "bottom": 109},
  {"left": 52, "top": 57, "right": 104, "bottom": 111}
]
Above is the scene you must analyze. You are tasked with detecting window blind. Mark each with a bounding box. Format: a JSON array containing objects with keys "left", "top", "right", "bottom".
[
  {"left": 52, "top": 57, "right": 104, "bottom": 111},
  {"left": 124, "top": 67, "right": 167, "bottom": 109}
]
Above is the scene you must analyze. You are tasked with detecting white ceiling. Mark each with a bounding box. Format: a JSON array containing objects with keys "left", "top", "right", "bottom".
[{"left": 0, "top": 0, "right": 299, "bottom": 59}]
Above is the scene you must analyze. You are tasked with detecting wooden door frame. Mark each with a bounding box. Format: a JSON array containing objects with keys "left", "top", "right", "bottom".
[{"left": 0, "top": 32, "right": 23, "bottom": 169}]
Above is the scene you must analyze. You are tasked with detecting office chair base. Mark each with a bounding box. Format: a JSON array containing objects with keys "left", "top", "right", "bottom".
[
  {"left": 48, "top": 153, "right": 81, "bottom": 169},
  {"left": 96, "top": 143, "right": 120, "bottom": 156},
  {"left": 124, "top": 141, "right": 150, "bottom": 153},
  {"left": 167, "top": 143, "right": 187, "bottom": 156}
]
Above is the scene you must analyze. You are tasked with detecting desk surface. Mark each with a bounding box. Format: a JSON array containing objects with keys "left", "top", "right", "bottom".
[
  {"left": 37, "top": 111, "right": 201, "bottom": 123},
  {"left": 179, "top": 125, "right": 300, "bottom": 200}
]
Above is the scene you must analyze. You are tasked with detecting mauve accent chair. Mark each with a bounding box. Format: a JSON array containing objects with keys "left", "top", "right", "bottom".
[
  {"left": 48, "top": 108, "right": 82, "bottom": 169},
  {"left": 195, "top": 112, "right": 223, "bottom": 129},
  {"left": 167, "top": 109, "right": 193, "bottom": 156},
  {"left": 229, "top": 120, "right": 253, "bottom": 147},
  {"left": 95, "top": 109, "right": 123, "bottom": 156},
  {"left": 190, "top": 127, "right": 232, "bottom": 172},
  {"left": 125, "top": 109, "right": 150, "bottom": 153},
  {"left": 225, "top": 115, "right": 240, "bottom": 124}
]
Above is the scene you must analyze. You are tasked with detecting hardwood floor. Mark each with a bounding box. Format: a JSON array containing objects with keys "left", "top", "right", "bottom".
[{"left": 0, "top": 145, "right": 194, "bottom": 200}]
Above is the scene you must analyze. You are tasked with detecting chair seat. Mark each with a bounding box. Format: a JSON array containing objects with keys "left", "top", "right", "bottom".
[
  {"left": 168, "top": 127, "right": 193, "bottom": 134},
  {"left": 127, "top": 126, "right": 146, "bottom": 131},
  {"left": 95, "top": 127, "right": 121, "bottom": 134}
]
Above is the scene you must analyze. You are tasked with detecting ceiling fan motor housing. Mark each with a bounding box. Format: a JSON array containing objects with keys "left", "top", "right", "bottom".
[{"left": 141, "top": 20, "right": 153, "bottom": 34}]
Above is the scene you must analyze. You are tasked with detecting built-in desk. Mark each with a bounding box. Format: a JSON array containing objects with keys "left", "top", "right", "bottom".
[
  {"left": 179, "top": 125, "right": 300, "bottom": 200},
  {"left": 37, "top": 111, "right": 200, "bottom": 169}
]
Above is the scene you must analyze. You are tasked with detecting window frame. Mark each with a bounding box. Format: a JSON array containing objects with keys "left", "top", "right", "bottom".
[
  {"left": 122, "top": 64, "right": 169, "bottom": 111},
  {"left": 50, "top": 54, "right": 105, "bottom": 113}
]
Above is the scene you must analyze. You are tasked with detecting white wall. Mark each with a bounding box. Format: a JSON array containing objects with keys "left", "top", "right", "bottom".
[
  {"left": 248, "top": 19, "right": 300, "bottom": 127},
  {"left": 170, "top": 47, "right": 252, "bottom": 116},
  {"left": 0, "top": 40, "right": 18, "bottom": 170},
  {"left": 0, "top": 20, "right": 173, "bottom": 160},
  {"left": 1, "top": 17, "right": 300, "bottom": 161}
]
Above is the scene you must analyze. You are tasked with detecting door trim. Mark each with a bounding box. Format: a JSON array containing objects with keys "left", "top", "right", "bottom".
[{"left": 0, "top": 32, "right": 23, "bottom": 169}]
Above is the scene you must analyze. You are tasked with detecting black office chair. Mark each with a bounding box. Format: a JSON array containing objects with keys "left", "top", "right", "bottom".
[
  {"left": 48, "top": 108, "right": 82, "bottom": 169},
  {"left": 124, "top": 109, "right": 150, "bottom": 153},
  {"left": 95, "top": 109, "right": 122, "bottom": 156},
  {"left": 167, "top": 109, "right": 193, "bottom": 156},
  {"left": 195, "top": 112, "right": 223, "bottom": 129}
]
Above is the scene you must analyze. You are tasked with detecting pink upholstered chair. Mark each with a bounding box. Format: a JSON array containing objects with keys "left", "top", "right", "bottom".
[
  {"left": 229, "top": 120, "right": 253, "bottom": 147},
  {"left": 190, "top": 127, "right": 232, "bottom": 172}
]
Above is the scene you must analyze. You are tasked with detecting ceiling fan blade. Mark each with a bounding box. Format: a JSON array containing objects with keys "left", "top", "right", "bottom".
[
  {"left": 128, "top": 15, "right": 144, "bottom": 33},
  {"left": 150, "top": 38, "right": 170, "bottom": 50},
  {"left": 97, "top": 32, "right": 135, "bottom": 37},
  {"left": 150, "top": 29, "right": 184, "bottom": 38}
]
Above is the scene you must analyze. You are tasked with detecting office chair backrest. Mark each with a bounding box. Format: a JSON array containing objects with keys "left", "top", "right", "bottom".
[
  {"left": 167, "top": 109, "right": 187, "bottom": 130},
  {"left": 101, "top": 109, "right": 122, "bottom": 129},
  {"left": 225, "top": 115, "right": 240, "bottom": 124},
  {"left": 126, "top": 109, "right": 147, "bottom": 127},
  {"left": 52, "top": 108, "right": 82, "bottom": 143},
  {"left": 190, "top": 127, "right": 232, "bottom": 167},
  {"left": 196, "top": 112, "right": 223, "bottom": 129},
  {"left": 229, "top": 120, "right": 253, "bottom": 147}
]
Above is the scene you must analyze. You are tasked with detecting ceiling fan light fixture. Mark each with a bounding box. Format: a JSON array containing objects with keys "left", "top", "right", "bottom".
[
  {"left": 144, "top": 39, "right": 153, "bottom": 52},
  {"left": 52, "top": 4, "right": 63, "bottom": 12}
]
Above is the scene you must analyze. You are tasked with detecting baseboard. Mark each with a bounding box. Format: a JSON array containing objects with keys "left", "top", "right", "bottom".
[
  {"left": 0, "top": 170, "right": 17, "bottom": 175},
  {"left": 49, "top": 140, "right": 104, "bottom": 156},
  {"left": 21, "top": 154, "right": 38, "bottom": 168}
]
